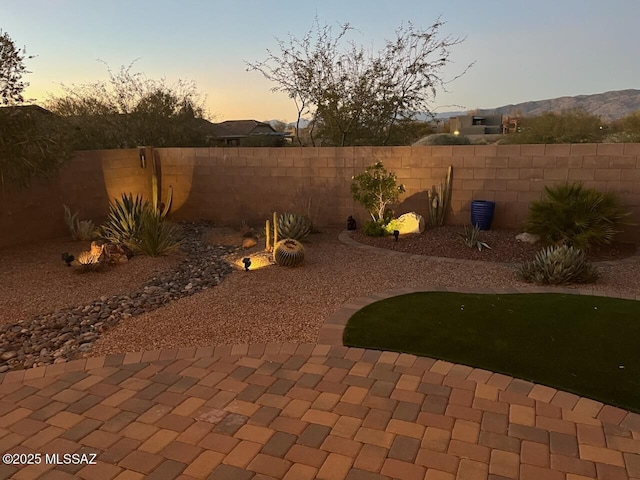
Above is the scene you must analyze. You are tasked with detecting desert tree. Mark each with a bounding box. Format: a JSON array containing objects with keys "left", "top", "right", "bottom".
[
  {"left": 0, "top": 30, "right": 33, "bottom": 105},
  {"left": 47, "top": 61, "right": 210, "bottom": 149},
  {"left": 247, "top": 17, "right": 471, "bottom": 146},
  {"left": 0, "top": 31, "right": 72, "bottom": 190}
]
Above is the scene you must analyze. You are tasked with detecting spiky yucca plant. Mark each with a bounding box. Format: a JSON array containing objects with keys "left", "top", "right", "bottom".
[
  {"left": 128, "top": 204, "right": 181, "bottom": 257},
  {"left": 273, "top": 239, "right": 305, "bottom": 267},
  {"left": 525, "top": 182, "right": 632, "bottom": 249},
  {"left": 277, "top": 213, "right": 311, "bottom": 241},
  {"left": 99, "top": 193, "right": 145, "bottom": 245},
  {"left": 518, "top": 245, "right": 599, "bottom": 285}
]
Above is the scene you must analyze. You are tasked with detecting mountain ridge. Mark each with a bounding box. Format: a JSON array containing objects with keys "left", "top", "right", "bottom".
[{"left": 450, "top": 89, "right": 640, "bottom": 121}]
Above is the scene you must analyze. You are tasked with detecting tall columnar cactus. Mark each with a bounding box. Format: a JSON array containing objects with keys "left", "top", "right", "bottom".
[
  {"left": 273, "top": 211, "right": 278, "bottom": 246},
  {"left": 427, "top": 165, "right": 453, "bottom": 226},
  {"left": 265, "top": 219, "right": 271, "bottom": 252},
  {"left": 149, "top": 147, "right": 172, "bottom": 218}
]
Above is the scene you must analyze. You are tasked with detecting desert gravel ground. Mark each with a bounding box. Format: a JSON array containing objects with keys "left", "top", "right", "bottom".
[{"left": 1, "top": 227, "right": 638, "bottom": 358}]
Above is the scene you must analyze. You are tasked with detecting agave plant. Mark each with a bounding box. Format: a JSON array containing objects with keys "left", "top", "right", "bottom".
[
  {"left": 518, "top": 245, "right": 599, "bottom": 285},
  {"left": 128, "top": 203, "right": 181, "bottom": 256},
  {"left": 458, "top": 224, "right": 491, "bottom": 251},
  {"left": 99, "top": 193, "right": 145, "bottom": 245},
  {"left": 277, "top": 213, "right": 311, "bottom": 241},
  {"left": 63, "top": 205, "right": 95, "bottom": 241}
]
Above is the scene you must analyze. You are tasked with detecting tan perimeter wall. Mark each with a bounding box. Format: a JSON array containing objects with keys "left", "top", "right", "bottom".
[{"left": 1, "top": 144, "right": 640, "bottom": 249}]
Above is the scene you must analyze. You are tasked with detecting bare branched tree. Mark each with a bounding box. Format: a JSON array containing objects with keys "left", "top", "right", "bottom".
[{"left": 247, "top": 18, "right": 472, "bottom": 146}]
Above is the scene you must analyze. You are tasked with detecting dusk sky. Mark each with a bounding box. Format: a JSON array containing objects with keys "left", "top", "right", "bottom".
[{"left": 2, "top": 0, "right": 639, "bottom": 122}]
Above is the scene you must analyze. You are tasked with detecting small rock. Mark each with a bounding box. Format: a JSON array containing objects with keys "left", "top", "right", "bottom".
[
  {"left": 242, "top": 238, "right": 258, "bottom": 249},
  {"left": 0, "top": 351, "right": 16, "bottom": 361}
]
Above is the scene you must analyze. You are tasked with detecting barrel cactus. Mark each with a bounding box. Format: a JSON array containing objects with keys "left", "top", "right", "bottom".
[
  {"left": 273, "top": 239, "right": 305, "bottom": 267},
  {"left": 277, "top": 213, "right": 311, "bottom": 241}
]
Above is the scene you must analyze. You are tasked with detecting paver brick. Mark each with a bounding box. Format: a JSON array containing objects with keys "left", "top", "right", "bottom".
[
  {"left": 182, "top": 450, "right": 225, "bottom": 478},
  {"left": 283, "top": 463, "right": 318, "bottom": 480},
  {"left": 318, "top": 452, "right": 355, "bottom": 480},
  {"left": 354, "top": 443, "right": 388, "bottom": 473},
  {"left": 550, "top": 453, "right": 597, "bottom": 476},
  {"left": 521, "top": 440, "right": 550, "bottom": 467},
  {"left": 355, "top": 427, "right": 395, "bottom": 448},
  {"left": 448, "top": 439, "right": 491, "bottom": 463},
  {"left": 332, "top": 416, "right": 363, "bottom": 439},
  {"left": 285, "top": 444, "right": 328, "bottom": 468},
  {"left": 223, "top": 440, "right": 263, "bottom": 468},
  {"left": 234, "top": 424, "right": 275, "bottom": 443},
  {"left": 381, "top": 458, "right": 425, "bottom": 480},
  {"left": 208, "top": 463, "right": 255, "bottom": 480},
  {"left": 162, "top": 441, "right": 203, "bottom": 464},
  {"left": 248, "top": 453, "right": 292, "bottom": 478},
  {"left": 415, "top": 448, "right": 459, "bottom": 473},
  {"left": 261, "top": 431, "right": 297, "bottom": 457},
  {"left": 489, "top": 450, "right": 520, "bottom": 479},
  {"left": 456, "top": 458, "right": 489, "bottom": 480},
  {"left": 119, "top": 450, "right": 164, "bottom": 475},
  {"left": 479, "top": 431, "right": 520, "bottom": 453},
  {"left": 579, "top": 444, "right": 625, "bottom": 466}
]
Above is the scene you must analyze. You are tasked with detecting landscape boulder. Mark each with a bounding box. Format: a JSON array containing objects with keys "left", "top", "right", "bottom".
[
  {"left": 515, "top": 232, "right": 541, "bottom": 244},
  {"left": 385, "top": 212, "right": 425, "bottom": 235}
]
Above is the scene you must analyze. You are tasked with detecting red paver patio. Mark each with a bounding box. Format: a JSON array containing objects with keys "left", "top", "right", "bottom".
[{"left": 0, "top": 337, "right": 639, "bottom": 480}]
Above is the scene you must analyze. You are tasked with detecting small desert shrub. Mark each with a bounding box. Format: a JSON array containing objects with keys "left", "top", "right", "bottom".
[
  {"left": 351, "top": 162, "right": 405, "bottom": 222},
  {"left": 363, "top": 220, "right": 389, "bottom": 237},
  {"left": 525, "top": 182, "right": 632, "bottom": 249},
  {"left": 518, "top": 245, "right": 599, "bottom": 285},
  {"left": 129, "top": 205, "right": 181, "bottom": 256},
  {"left": 424, "top": 133, "right": 471, "bottom": 145}
]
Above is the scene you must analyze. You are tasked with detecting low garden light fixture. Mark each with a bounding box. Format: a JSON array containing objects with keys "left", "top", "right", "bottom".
[
  {"left": 138, "top": 147, "right": 146, "bottom": 168},
  {"left": 242, "top": 257, "right": 251, "bottom": 271},
  {"left": 393, "top": 230, "right": 400, "bottom": 242}
]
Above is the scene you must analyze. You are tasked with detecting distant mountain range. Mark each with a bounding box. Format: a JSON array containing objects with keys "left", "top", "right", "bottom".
[
  {"left": 272, "top": 89, "right": 640, "bottom": 127},
  {"left": 437, "top": 89, "right": 640, "bottom": 121}
]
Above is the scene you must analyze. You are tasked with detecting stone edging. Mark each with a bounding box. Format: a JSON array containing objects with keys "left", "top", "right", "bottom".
[{"left": 338, "top": 230, "right": 640, "bottom": 267}]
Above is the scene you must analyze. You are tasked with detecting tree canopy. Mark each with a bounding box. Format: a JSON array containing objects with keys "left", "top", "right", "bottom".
[
  {"left": 0, "top": 30, "right": 32, "bottom": 105},
  {"left": 47, "top": 62, "right": 210, "bottom": 149},
  {"left": 247, "top": 17, "right": 470, "bottom": 147}
]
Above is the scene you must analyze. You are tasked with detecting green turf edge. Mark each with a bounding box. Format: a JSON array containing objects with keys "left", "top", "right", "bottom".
[{"left": 342, "top": 292, "right": 640, "bottom": 413}]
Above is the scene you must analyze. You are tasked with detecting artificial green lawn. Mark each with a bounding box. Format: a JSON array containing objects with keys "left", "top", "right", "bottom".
[{"left": 343, "top": 292, "right": 640, "bottom": 412}]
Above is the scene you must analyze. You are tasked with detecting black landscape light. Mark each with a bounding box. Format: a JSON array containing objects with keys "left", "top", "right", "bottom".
[
  {"left": 242, "top": 257, "right": 251, "bottom": 271},
  {"left": 393, "top": 230, "right": 399, "bottom": 242}
]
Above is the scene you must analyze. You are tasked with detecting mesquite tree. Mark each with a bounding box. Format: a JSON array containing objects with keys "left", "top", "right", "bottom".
[
  {"left": 47, "top": 62, "right": 209, "bottom": 149},
  {"left": 247, "top": 17, "right": 471, "bottom": 146}
]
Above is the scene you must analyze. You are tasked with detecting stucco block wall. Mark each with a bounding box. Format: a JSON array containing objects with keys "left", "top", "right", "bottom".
[{"left": 1, "top": 144, "right": 639, "bottom": 249}]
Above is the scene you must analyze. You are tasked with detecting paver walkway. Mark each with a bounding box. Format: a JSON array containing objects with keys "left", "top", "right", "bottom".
[{"left": 0, "top": 340, "right": 639, "bottom": 480}]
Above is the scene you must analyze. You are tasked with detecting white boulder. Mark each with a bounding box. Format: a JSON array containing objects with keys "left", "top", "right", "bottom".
[{"left": 385, "top": 212, "right": 425, "bottom": 235}]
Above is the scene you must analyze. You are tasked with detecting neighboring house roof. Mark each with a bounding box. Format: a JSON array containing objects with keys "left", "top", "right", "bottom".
[
  {"left": 211, "top": 120, "right": 276, "bottom": 138},
  {"left": 0, "top": 104, "right": 55, "bottom": 116}
]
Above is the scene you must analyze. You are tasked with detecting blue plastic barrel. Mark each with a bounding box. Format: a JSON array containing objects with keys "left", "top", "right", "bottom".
[{"left": 471, "top": 200, "right": 495, "bottom": 230}]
